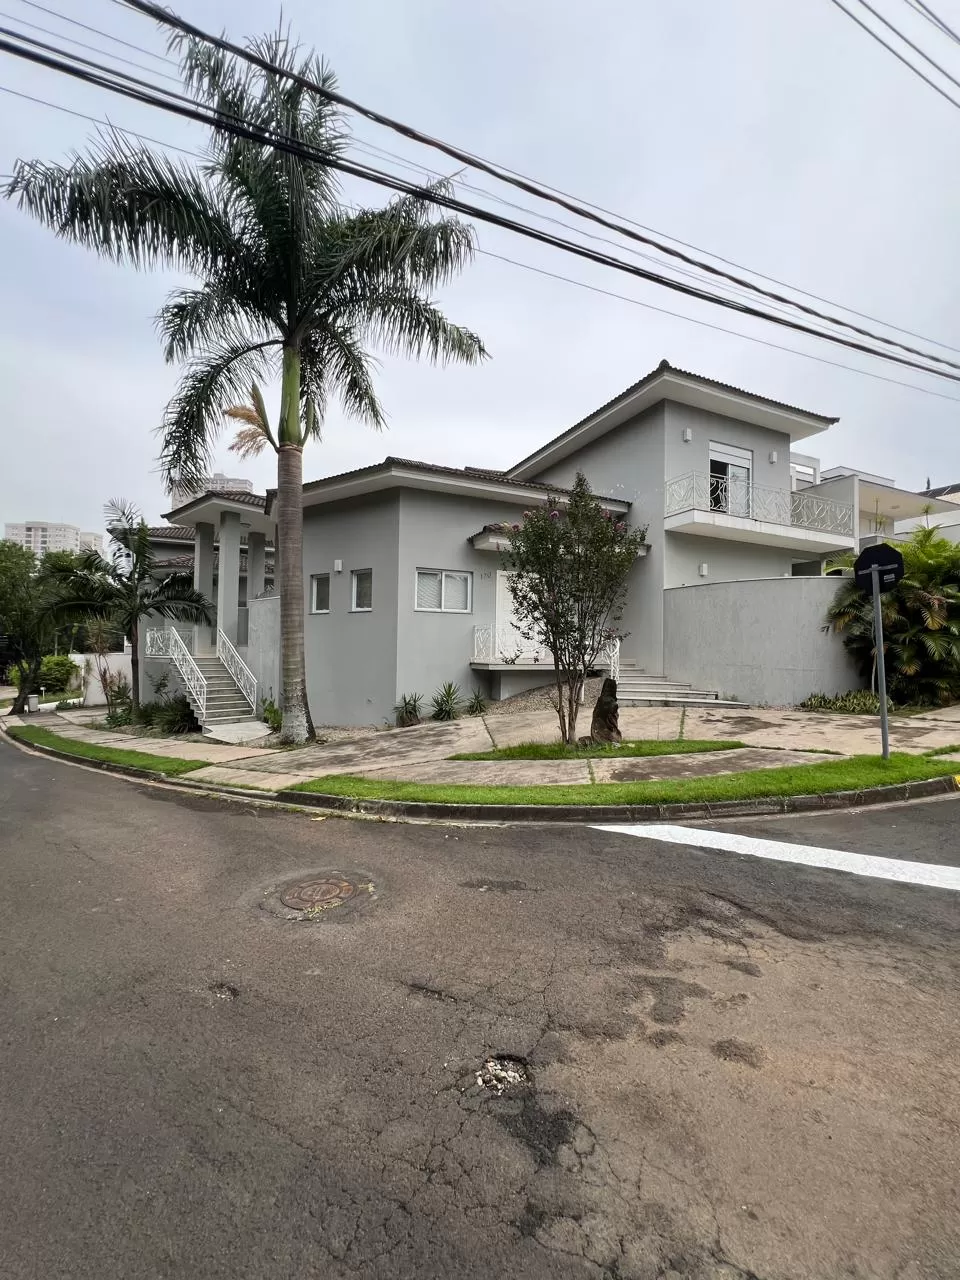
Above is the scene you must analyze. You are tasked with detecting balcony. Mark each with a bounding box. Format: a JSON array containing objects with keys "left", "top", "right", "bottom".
[{"left": 663, "top": 472, "right": 856, "bottom": 553}]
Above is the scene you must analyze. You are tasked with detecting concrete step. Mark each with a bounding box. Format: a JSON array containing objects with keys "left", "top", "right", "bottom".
[{"left": 619, "top": 695, "right": 743, "bottom": 708}]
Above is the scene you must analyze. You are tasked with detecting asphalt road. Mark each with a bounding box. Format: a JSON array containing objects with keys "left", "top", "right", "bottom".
[{"left": 1, "top": 737, "right": 958, "bottom": 1280}]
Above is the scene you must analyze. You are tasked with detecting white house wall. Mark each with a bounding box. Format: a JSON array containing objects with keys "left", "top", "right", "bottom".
[
  {"left": 663, "top": 402, "right": 794, "bottom": 493},
  {"left": 663, "top": 576, "right": 861, "bottom": 706},
  {"left": 664, "top": 535, "right": 793, "bottom": 587},
  {"left": 246, "top": 595, "right": 281, "bottom": 709},
  {"left": 301, "top": 495, "right": 401, "bottom": 725},
  {"left": 395, "top": 490, "right": 534, "bottom": 707},
  {"left": 532, "top": 404, "right": 667, "bottom": 673}
]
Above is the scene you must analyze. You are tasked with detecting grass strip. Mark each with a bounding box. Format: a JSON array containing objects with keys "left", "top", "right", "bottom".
[
  {"left": 925, "top": 742, "right": 960, "bottom": 757},
  {"left": 452, "top": 738, "right": 745, "bottom": 761},
  {"left": 7, "top": 725, "right": 207, "bottom": 777},
  {"left": 290, "top": 754, "right": 960, "bottom": 807}
]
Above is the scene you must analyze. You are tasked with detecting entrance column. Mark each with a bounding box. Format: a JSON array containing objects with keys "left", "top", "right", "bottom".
[
  {"left": 193, "top": 521, "right": 215, "bottom": 652},
  {"left": 217, "top": 511, "right": 242, "bottom": 645}
]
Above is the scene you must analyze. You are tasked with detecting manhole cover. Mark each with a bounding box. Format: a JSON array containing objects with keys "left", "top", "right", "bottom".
[{"left": 280, "top": 873, "right": 363, "bottom": 912}]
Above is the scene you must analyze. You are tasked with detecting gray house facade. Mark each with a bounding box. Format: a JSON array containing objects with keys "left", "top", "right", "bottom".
[{"left": 144, "top": 362, "right": 944, "bottom": 728}]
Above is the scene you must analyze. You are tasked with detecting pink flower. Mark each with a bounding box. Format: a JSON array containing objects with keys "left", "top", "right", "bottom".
[
  {"left": 511, "top": 523, "right": 520, "bottom": 531},
  {"left": 615, "top": 521, "right": 626, "bottom": 532},
  {"left": 550, "top": 510, "right": 560, "bottom": 520},
  {"left": 523, "top": 511, "right": 532, "bottom": 518}
]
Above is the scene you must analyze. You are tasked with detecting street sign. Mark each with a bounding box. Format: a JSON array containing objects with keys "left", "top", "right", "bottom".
[
  {"left": 853, "top": 543, "right": 904, "bottom": 760},
  {"left": 854, "top": 543, "right": 904, "bottom": 593}
]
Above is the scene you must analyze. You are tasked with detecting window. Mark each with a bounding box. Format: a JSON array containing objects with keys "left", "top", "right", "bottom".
[
  {"left": 351, "top": 568, "right": 373, "bottom": 611},
  {"left": 310, "top": 573, "right": 330, "bottom": 613},
  {"left": 709, "top": 442, "right": 752, "bottom": 517},
  {"left": 415, "top": 569, "right": 472, "bottom": 613}
]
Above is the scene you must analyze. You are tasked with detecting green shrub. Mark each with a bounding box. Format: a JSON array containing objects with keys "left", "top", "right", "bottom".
[
  {"left": 466, "top": 688, "right": 487, "bottom": 716},
  {"left": 136, "top": 700, "right": 161, "bottom": 727},
  {"left": 38, "top": 655, "right": 78, "bottom": 693},
  {"left": 431, "top": 681, "right": 463, "bottom": 721},
  {"left": 155, "top": 693, "right": 200, "bottom": 734},
  {"left": 261, "top": 698, "right": 282, "bottom": 732},
  {"left": 394, "top": 692, "right": 423, "bottom": 727},
  {"left": 105, "top": 704, "right": 132, "bottom": 728},
  {"left": 799, "top": 690, "right": 882, "bottom": 715}
]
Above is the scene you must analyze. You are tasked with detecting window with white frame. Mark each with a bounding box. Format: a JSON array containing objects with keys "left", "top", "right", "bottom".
[
  {"left": 415, "top": 569, "right": 472, "bottom": 613},
  {"left": 708, "top": 442, "right": 753, "bottom": 517},
  {"left": 310, "top": 573, "right": 330, "bottom": 613},
  {"left": 351, "top": 568, "right": 373, "bottom": 611}
]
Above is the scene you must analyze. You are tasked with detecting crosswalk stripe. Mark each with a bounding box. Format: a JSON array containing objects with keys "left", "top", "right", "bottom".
[{"left": 591, "top": 824, "right": 960, "bottom": 892}]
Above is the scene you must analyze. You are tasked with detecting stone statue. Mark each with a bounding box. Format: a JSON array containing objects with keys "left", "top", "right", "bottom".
[{"left": 590, "top": 677, "right": 622, "bottom": 744}]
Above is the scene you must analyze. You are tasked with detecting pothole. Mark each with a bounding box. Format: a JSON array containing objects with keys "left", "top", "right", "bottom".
[
  {"left": 260, "top": 869, "right": 376, "bottom": 921},
  {"left": 210, "top": 982, "right": 239, "bottom": 1001},
  {"left": 476, "top": 1055, "right": 532, "bottom": 1095}
]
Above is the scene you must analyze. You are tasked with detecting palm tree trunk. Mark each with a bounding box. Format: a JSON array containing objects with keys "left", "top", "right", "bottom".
[
  {"left": 273, "top": 345, "right": 314, "bottom": 744},
  {"left": 130, "top": 620, "right": 141, "bottom": 720},
  {"left": 277, "top": 444, "right": 313, "bottom": 743}
]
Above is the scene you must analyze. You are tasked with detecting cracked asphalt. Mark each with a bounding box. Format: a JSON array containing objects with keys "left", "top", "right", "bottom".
[{"left": 1, "top": 738, "right": 959, "bottom": 1279}]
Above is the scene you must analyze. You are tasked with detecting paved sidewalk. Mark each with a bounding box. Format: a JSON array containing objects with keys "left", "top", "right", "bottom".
[{"left": 7, "top": 702, "right": 960, "bottom": 791}]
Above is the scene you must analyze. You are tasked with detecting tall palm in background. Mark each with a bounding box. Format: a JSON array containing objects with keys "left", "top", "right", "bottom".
[
  {"left": 5, "top": 29, "right": 485, "bottom": 742},
  {"left": 52, "top": 501, "right": 212, "bottom": 720}
]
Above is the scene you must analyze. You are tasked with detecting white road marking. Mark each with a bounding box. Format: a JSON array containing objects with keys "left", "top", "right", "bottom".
[{"left": 591, "top": 824, "right": 960, "bottom": 892}]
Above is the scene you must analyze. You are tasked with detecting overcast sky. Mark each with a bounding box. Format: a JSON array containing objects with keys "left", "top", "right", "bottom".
[{"left": 2, "top": 0, "right": 959, "bottom": 535}]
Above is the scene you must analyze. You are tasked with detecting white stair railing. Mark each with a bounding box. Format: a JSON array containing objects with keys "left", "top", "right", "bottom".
[
  {"left": 168, "top": 627, "right": 207, "bottom": 720},
  {"left": 216, "top": 629, "right": 257, "bottom": 710}
]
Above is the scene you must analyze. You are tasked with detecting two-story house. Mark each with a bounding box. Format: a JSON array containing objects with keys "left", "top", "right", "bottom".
[{"left": 143, "top": 362, "right": 943, "bottom": 728}]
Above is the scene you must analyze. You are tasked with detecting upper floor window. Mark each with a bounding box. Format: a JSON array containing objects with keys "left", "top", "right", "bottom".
[
  {"left": 351, "top": 569, "right": 373, "bottom": 611},
  {"left": 415, "top": 569, "right": 472, "bottom": 613},
  {"left": 310, "top": 573, "right": 330, "bottom": 613},
  {"left": 709, "top": 442, "right": 752, "bottom": 517}
]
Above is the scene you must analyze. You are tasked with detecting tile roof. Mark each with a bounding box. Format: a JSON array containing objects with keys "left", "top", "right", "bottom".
[
  {"left": 162, "top": 489, "right": 267, "bottom": 520},
  {"left": 506, "top": 359, "right": 839, "bottom": 477},
  {"left": 294, "top": 456, "right": 628, "bottom": 504},
  {"left": 153, "top": 552, "right": 275, "bottom": 574},
  {"left": 143, "top": 525, "right": 196, "bottom": 541},
  {"left": 923, "top": 482, "right": 960, "bottom": 498}
]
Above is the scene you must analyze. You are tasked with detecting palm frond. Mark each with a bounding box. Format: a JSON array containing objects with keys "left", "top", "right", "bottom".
[
  {"left": 158, "top": 338, "right": 280, "bottom": 489},
  {"left": 5, "top": 129, "right": 238, "bottom": 273},
  {"left": 356, "top": 289, "right": 487, "bottom": 366}
]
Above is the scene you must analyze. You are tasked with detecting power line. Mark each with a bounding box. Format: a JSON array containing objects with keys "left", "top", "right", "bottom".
[
  {"left": 827, "top": 0, "right": 960, "bottom": 111},
  {"left": 72, "top": 0, "right": 960, "bottom": 360},
  {"left": 850, "top": 0, "right": 960, "bottom": 92},
  {"left": 6, "top": 29, "right": 960, "bottom": 389},
  {"left": 477, "top": 248, "right": 960, "bottom": 405},
  {"left": 0, "top": 8, "right": 181, "bottom": 81},
  {"left": 113, "top": 0, "right": 960, "bottom": 375},
  {"left": 903, "top": 0, "right": 960, "bottom": 46},
  {"left": 17, "top": 0, "right": 173, "bottom": 62},
  {"left": 7, "top": 71, "right": 960, "bottom": 409}
]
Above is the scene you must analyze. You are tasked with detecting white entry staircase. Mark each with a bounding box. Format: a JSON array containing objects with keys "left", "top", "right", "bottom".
[
  {"left": 616, "top": 670, "right": 742, "bottom": 708},
  {"left": 145, "top": 627, "right": 259, "bottom": 732}
]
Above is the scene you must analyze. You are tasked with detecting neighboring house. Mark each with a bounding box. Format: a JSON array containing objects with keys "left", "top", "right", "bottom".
[
  {"left": 141, "top": 361, "right": 941, "bottom": 728},
  {"left": 895, "top": 481, "right": 960, "bottom": 543},
  {"left": 4, "top": 521, "right": 103, "bottom": 555}
]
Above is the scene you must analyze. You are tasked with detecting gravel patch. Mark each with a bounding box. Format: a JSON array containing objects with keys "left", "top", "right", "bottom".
[{"left": 483, "top": 676, "right": 604, "bottom": 717}]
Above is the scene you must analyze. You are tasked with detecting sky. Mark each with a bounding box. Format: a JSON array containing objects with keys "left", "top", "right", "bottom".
[{"left": 1, "top": 0, "right": 959, "bottom": 537}]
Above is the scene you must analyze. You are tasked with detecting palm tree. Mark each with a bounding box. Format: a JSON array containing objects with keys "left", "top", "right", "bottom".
[
  {"left": 5, "top": 30, "right": 486, "bottom": 742},
  {"left": 52, "top": 501, "right": 212, "bottom": 721},
  {"left": 827, "top": 527, "right": 960, "bottom": 704}
]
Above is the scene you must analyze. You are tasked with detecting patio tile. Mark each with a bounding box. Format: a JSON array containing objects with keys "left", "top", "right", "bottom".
[{"left": 186, "top": 766, "right": 315, "bottom": 791}]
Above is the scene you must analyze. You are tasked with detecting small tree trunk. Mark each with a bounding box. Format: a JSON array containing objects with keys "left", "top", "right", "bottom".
[
  {"left": 9, "top": 657, "right": 40, "bottom": 715},
  {"left": 566, "top": 676, "right": 581, "bottom": 744},
  {"left": 553, "top": 672, "right": 568, "bottom": 743},
  {"left": 130, "top": 621, "right": 141, "bottom": 720}
]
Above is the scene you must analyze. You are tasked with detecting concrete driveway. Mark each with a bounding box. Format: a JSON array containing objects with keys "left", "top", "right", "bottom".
[{"left": 1, "top": 737, "right": 958, "bottom": 1278}]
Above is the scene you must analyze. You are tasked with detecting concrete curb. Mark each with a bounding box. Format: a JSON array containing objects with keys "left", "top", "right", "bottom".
[{"left": 5, "top": 723, "right": 958, "bottom": 823}]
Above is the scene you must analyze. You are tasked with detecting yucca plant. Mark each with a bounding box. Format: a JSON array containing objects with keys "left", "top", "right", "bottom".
[
  {"left": 430, "top": 681, "right": 463, "bottom": 721},
  {"left": 827, "top": 527, "right": 960, "bottom": 705},
  {"left": 4, "top": 27, "right": 485, "bottom": 743},
  {"left": 393, "top": 692, "right": 423, "bottom": 728},
  {"left": 466, "top": 688, "right": 487, "bottom": 716}
]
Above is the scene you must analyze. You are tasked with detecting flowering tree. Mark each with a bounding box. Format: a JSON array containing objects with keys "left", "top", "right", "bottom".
[{"left": 503, "top": 472, "right": 647, "bottom": 743}]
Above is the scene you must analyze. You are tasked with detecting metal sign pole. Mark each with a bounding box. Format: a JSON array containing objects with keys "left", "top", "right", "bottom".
[{"left": 871, "top": 566, "right": 890, "bottom": 760}]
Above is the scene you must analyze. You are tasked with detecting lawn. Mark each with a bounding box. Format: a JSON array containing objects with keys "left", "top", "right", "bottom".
[
  {"left": 452, "top": 738, "right": 745, "bottom": 762},
  {"left": 6, "top": 726, "right": 207, "bottom": 777},
  {"left": 289, "top": 754, "right": 959, "bottom": 807}
]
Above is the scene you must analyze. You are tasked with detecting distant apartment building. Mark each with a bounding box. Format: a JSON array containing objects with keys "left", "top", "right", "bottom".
[
  {"left": 4, "top": 521, "right": 104, "bottom": 556},
  {"left": 168, "top": 473, "right": 254, "bottom": 509}
]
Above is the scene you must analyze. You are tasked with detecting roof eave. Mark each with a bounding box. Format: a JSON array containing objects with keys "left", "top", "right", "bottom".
[{"left": 507, "top": 367, "right": 839, "bottom": 481}]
